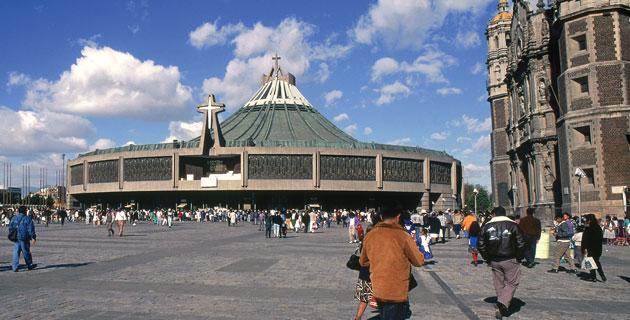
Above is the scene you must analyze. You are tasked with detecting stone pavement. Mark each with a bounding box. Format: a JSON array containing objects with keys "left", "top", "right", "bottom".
[{"left": 0, "top": 221, "right": 629, "bottom": 319}]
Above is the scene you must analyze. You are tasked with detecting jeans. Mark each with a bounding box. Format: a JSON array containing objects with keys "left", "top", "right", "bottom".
[
  {"left": 453, "top": 224, "right": 461, "bottom": 237},
  {"left": 273, "top": 224, "right": 280, "bottom": 237},
  {"left": 522, "top": 235, "right": 538, "bottom": 265},
  {"left": 377, "top": 301, "right": 411, "bottom": 320},
  {"left": 265, "top": 226, "right": 272, "bottom": 238},
  {"left": 12, "top": 240, "right": 33, "bottom": 271}
]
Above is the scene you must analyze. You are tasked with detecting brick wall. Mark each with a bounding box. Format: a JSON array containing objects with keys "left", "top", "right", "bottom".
[
  {"left": 568, "top": 19, "right": 587, "bottom": 35},
  {"left": 493, "top": 99, "right": 506, "bottom": 129},
  {"left": 621, "top": 13, "right": 630, "bottom": 61},
  {"left": 594, "top": 15, "right": 616, "bottom": 61},
  {"left": 494, "top": 133, "right": 508, "bottom": 157},
  {"left": 600, "top": 117, "right": 630, "bottom": 200},
  {"left": 570, "top": 148, "right": 596, "bottom": 167},
  {"left": 570, "top": 54, "right": 589, "bottom": 68},
  {"left": 571, "top": 97, "right": 593, "bottom": 111},
  {"left": 625, "top": 64, "right": 630, "bottom": 105},
  {"left": 494, "top": 162, "right": 511, "bottom": 207},
  {"left": 596, "top": 64, "right": 623, "bottom": 106}
]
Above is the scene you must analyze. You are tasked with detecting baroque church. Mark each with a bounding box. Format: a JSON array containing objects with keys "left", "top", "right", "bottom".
[{"left": 487, "top": 0, "right": 629, "bottom": 219}]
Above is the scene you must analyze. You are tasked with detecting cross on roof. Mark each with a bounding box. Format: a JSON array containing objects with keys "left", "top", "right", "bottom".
[{"left": 272, "top": 54, "right": 282, "bottom": 78}]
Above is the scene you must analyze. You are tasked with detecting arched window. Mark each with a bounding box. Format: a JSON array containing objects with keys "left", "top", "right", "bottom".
[{"left": 495, "top": 65, "right": 502, "bottom": 82}]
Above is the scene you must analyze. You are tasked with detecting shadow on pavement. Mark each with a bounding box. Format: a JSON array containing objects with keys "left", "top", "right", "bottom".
[
  {"left": 484, "top": 296, "right": 526, "bottom": 317},
  {"left": 37, "top": 262, "right": 93, "bottom": 270},
  {"left": 619, "top": 276, "right": 630, "bottom": 283}
]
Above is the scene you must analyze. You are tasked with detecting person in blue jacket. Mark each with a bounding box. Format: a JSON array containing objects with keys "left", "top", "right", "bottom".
[{"left": 8, "top": 206, "right": 37, "bottom": 272}]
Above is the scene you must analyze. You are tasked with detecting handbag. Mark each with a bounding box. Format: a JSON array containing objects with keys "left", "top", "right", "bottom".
[
  {"left": 581, "top": 256, "right": 598, "bottom": 271},
  {"left": 409, "top": 273, "right": 418, "bottom": 291},
  {"left": 346, "top": 253, "right": 361, "bottom": 271}
]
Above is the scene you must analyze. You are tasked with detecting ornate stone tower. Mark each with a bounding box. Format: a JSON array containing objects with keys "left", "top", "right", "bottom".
[
  {"left": 487, "top": 0, "right": 513, "bottom": 211},
  {"left": 553, "top": 0, "right": 630, "bottom": 216}
]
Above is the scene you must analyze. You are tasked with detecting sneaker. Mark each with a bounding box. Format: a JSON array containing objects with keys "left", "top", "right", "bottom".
[
  {"left": 601, "top": 275, "right": 607, "bottom": 282},
  {"left": 27, "top": 264, "right": 37, "bottom": 271},
  {"left": 547, "top": 269, "right": 559, "bottom": 273}
]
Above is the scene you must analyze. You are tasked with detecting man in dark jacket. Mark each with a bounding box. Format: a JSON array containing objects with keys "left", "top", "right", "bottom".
[
  {"left": 581, "top": 214, "right": 606, "bottom": 282},
  {"left": 478, "top": 206, "right": 525, "bottom": 319},
  {"left": 8, "top": 206, "right": 37, "bottom": 272},
  {"left": 518, "top": 208, "right": 541, "bottom": 268}
]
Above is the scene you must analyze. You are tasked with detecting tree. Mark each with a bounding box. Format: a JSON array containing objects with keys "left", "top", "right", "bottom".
[{"left": 464, "top": 183, "right": 492, "bottom": 213}]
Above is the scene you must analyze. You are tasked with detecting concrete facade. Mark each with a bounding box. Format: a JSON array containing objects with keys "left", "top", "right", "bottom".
[{"left": 488, "top": 0, "right": 630, "bottom": 219}]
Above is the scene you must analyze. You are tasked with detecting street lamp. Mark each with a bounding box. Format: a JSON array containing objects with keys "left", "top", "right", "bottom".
[
  {"left": 473, "top": 188, "right": 479, "bottom": 214},
  {"left": 574, "top": 167, "right": 587, "bottom": 223}
]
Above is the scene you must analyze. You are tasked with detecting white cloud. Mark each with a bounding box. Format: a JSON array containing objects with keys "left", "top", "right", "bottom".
[
  {"left": 463, "top": 163, "right": 489, "bottom": 173},
  {"left": 436, "top": 87, "right": 463, "bottom": 96},
  {"left": 23, "top": 46, "right": 193, "bottom": 120},
  {"left": 202, "top": 18, "right": 351, "bottom": 110},
  {"left": 430, "top": 131, "right": 449, "bottom": 140},
  {"left": 162, "top": 120, "right": 202, "bottom": 142},
  {"left": 451, "top": 115, "right": 492, "bottom": 133},
  {"left": 123, "top": 141, "right": 136, "bottom": 146},
  {"left": 77, "top": 34, "right": 102, "bottom": 48},
  {"left": 189, "top": 21, "right": 245, "bottom": 49},
  {"left": 0, "top": 106, "right": 94, "bottom": 156},
  {"left": 89, "top": 138, "right": 117, "bottom": 150},
  {"left": 363, "top": 127, "right": 373, "bottom": 135},
  {"left": 371, "top": 57, "right": 399, "bottom": 81},
  {"left": 387, "top": 137, "right": 412, "bottom": 146},
  {"left": 351, "top": 0, "right": 493, "bottom": 50},
  {"left": 315, "top": 62, "right": 330, "bottom": 83},
  {"left": 7, "top": 72, "right": 31, "bottom": 87},
  {"left": 471, "top": 62, "right": 484, "bottom": 75},
  {"left": 455, "top": 30, "right": 481, "bottom": 48},
  {"left": 375, "top": 81, "right": 410, "bottom": 106},
  {"left": 333, "top": 112, "right": 350, "bottom": 123},
  {"left": 456, "top": 136, "right": 472, "bottom": 143},
  {"left": 462, "top": 135, "right": 491, "bottom": 155},
  {"left": 370, "top": 47, "right": 457, "bottom": 84},
  {"left": 477, "top": 93, "right": 488, "bottom": 102},
  {"left": 344, "top": 123, "right": 358, "bottom": 135},
  {"left": 324, "top": 90, "right": 343, "bottom": 106}
]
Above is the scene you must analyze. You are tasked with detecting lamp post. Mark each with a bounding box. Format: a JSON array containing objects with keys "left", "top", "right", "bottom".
[
  {"left": 512, "top": 184, "right": 518, "bottom": 215},
  {"left": 575, "top": 167, "right": 586, "bottom": 223},
  {"left": 473, "top": 188, "right": 479, "bottom": 214}
]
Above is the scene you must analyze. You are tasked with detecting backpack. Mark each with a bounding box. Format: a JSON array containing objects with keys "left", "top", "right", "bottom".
[{"left": 7, "top": 216, "right": 24, "bottom": 242}]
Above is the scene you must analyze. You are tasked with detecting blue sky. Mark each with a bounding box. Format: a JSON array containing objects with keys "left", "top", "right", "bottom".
[{"left": 0, "top": 0, "right": 532, "bottom": 189}]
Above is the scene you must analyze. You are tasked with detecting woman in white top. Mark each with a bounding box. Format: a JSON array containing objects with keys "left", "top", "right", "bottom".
[{"left": 115, "top": 209, "right": 127, "bottom": 237}]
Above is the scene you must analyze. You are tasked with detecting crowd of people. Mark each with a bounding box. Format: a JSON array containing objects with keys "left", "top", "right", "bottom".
[{"left": 349, "top": 206, "right": 630, "bottom": 320}]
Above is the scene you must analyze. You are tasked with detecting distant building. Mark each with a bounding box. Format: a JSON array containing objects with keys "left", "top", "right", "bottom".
[
  {"left": 68, "top": 58, "right": 463, "bottom": 211},
  {"left": 487, "top": 0, "right": 630, "bottom": 219},
  {"left": 0, "top": 186, "right": 21, "bottom": 205}
]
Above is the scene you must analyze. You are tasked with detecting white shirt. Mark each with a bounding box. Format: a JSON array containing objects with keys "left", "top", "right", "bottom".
[{"left": 115, "top": 210, "right": 127, "bottom": 221}]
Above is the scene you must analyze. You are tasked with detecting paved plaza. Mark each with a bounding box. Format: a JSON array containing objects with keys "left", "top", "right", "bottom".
[{"left": 1, "top": 221, "right": 629, "bottom": 319}]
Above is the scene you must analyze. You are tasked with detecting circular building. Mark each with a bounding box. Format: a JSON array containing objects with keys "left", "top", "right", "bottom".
[{"left": 67, "top": 59, "right": 462, "bottom": 211}]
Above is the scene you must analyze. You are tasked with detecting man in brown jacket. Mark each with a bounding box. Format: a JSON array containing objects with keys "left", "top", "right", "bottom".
[
  {"left": 360, "top": 207, "right": 425, "bottom": 320},
  {"left": 518, "top": 207, "right": 541, "bottom": 268}
]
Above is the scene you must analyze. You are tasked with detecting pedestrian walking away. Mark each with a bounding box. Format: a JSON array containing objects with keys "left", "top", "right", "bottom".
[
  {"left": 478, "top": 206, "right": 525, "bottom": 319},
  {"left": 8, "top": 206, "right": 38, "bottom": 272},
  {"left": 518, "top": 208, "right": 541, "bottom": 268},
  {"left": 581, "top": 214, "right": 607, "bottom": 282}
]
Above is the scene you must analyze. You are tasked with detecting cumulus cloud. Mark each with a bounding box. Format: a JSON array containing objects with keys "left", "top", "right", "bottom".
[
  {"left": 375, "top": 81, "right": 410, "bottom": 106},
  {"left": 387, "top": 137, "right": 412, "bottom": 146},
  {"left": 89, "top": 138, "right": 117, "bottom": 150},
  {"left": 436, "top": 87, "right": 463, "bottom": 96},
  {"left": 471, "top": 62, "right": 484, "bottom": 75},
  {"left": 430, "top": 131, "right": 449, "bottom": 140},
  {"left": 7, "top": 72, "right": 31, "bottom": 87},
  {"left": 451, "top": 115, "right": 492, "bottom": 133},
  {"left": 162, "top": 120, "right": 202, "bottom": 142},
  {"left": 343, "top": 123, "right": 358, "bottom": 135},
  {"left": 464, "top": 163, "right": 489, "bottom": 173},
  {"left": 315, "top": 63, "right": 330, "bottom": 83},
  {"left": 189, "top": 21, "right": 245, "bottom": 49},
  {"left": 0, "top": 106, "right": 95, "bottom": 156},
  {"left": 371, "top": 57, "right": 399, "bottom": 81},
  {"left": 462, "top": 135, "right": 491, "bottom": 155},
  {"left": 333, "top": 112, "right": 350, "bottom": 123},
  {"left": 351, "top": 0, "right": 494, "bottom": 50},
  {"left": 370, "top": 47, "right": 457, "bottom": 84},
  {"left": 201, "top": 18, "right": 351, "bottom": 110},
  {"left": 22, "top": 46, "right": 193, "bottom": 120},
  {"left": 363, "top": 127, "right": 373, "bottom": 135},
  {"left": 455, "top": 30, "right": 481, "bottom": 48},
  {"left": 324, "top": 90, "right": 343, "bottom": 106}
]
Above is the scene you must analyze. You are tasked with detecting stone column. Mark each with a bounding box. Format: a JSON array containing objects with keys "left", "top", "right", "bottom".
[
  {"left": 241, "top": 151, "right": 248, "bottom": 188},
  {"left": 173, "top": 152, "right": 179, "bottom": 189},
  {"left": 119, "top": 156, "right": 124, "bottom": 190},
  {"left": 376, "top": 154, "right": 383, "bottom": 189},
  {"left": 83, "top": 160, "right": 88, "bottom": 191}
]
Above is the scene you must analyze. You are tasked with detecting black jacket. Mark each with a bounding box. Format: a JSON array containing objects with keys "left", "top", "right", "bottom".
[
  {"left": 581, "top": 225, "right": 603, "bottom": 258},
  {"left": 478, "top": 216, "right": 525, "bottom": 262},
  {"left": 425, "top": 216, "right": 441, "bottom": 234}
]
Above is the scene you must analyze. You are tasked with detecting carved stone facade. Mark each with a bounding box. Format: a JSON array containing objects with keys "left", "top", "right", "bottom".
[
  {"left": 488, "top": 0, "right": 630, "bottom": 219},
  {"left": 320, "top": 156, "right": 375, "bottom": 181},
  {"left": 124, "top": 157, "right": 172, "bottom": 182},
  {"left": 248, "top": 155, "right": 312, "bottom": 180}
]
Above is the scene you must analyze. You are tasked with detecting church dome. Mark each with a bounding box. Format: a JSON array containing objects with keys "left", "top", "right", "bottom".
[{"left": 490, "top": 0, "right": 512, "bottom": 24}]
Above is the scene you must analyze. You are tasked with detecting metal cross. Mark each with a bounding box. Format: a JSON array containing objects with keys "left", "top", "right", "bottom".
[{"left": 272, "top": 54, "right": 281, "bottom": 73}]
